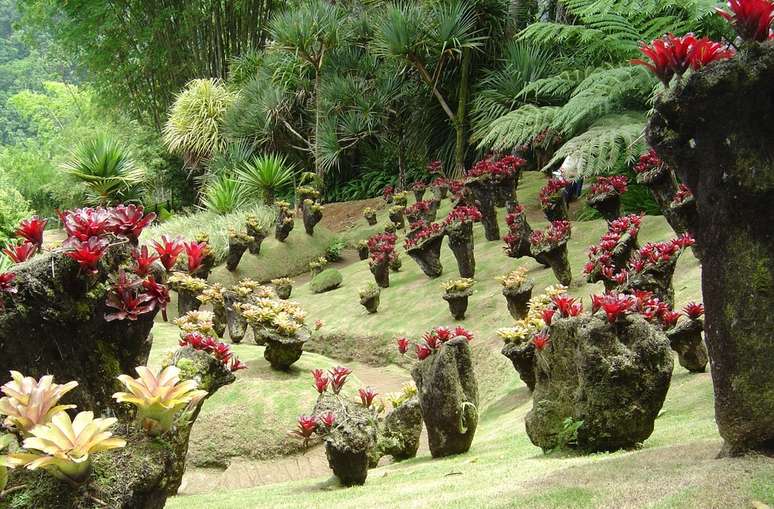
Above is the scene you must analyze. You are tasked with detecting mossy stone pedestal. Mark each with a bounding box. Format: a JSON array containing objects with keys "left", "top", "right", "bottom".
[
  {"left": 375, "top": 397, "right": 423, "bottom": 461},
  {"left": 176, "top": 289, "right": 202, "bottom": 317},
  {"left": 260, "top": 328, "right": 309, "bottom": 370},
  {"left": 465, "top": 177, "right": 499, "bottom": 241},
  {"left": 360, "top": 294, "right": 380, "bottom": 314},
  {"left": 226, "top": 235, "right": 251, "bottom": 271},
  {"left": 212, "top": 302, "right": 227, "bottom": 338},
  {"left": 223, "top": 291, "right": 247, "bottom": 343},
  {"left": 275, "top": 284, "right": 293, "bottom": 300},
  {"left": 542, "top": 198, "right": 568, "bottom": 222},
  {"left": 302, "top": 205, "right": 323, "bottom": 235},
  {"left": 502, "top": 280, "right": 534, "bottom": 320},
  {"left": 370, "top": 261, "right": 390, "bottom": 288},
  {"left": 533, "top": 242, "right": 572, "bottom": 286},
  {"left": 501, "top": 340, "right": 536, "bottom": 391},
  {"left": 406, "top": 231, "right": 445, "bottom": 279},
  {"left": 447, "top": 221, "right": 476, "bottom": 278},
  {"left": 587, "top": 192, "right": 622, "bottom": 223},
  {"left": 443, "top": 290, "right": 472, "bottom": 320},
  {"left": 667, "top": 318, "right": 708, "bottom": 373}
]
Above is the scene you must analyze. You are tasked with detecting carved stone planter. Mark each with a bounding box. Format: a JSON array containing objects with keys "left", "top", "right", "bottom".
[
  {"left": 259, "top": 327, "right": 309, "bottom": 370},
  {"left": 226, "top": 233, "right": 252, "bottom": 271},
  {"left": 357, "top": 244, "right": 369, "bottom": 260},
  {"left": 245, "top": 219, "right": 268, "bottom": 255},
  {"left": 275, "top": 284, "right": 292, "bottom": 300},
  {"left": 533, "top": 242, "right": 572, "bottom": 286},
  {"left": 212, "top": 301, "right": 227, "bottom": 338},
  {"left": 412, "top": 337, "right": 478, "bottom": 458},
  {"left": 666, "top": 318, "right": 708, "bottom": 373},
  {"left": 466, "top": 177, "right": 499, "bottom": 241},
  {"left": 443, "top": 290, "right": 472, "bottom": 320},
  {"left": 302, "top": 202, "right": 323, "bottom": 235},
  {"left": 223, "top": 291, "right": 247, "bottom": 343},
  {"left": 388, "top": 208, "right": 405, "bottom": 229},
  {"left": 542, "top": 198, "right": 568, "bottom": 222},
  {"left": 177, "top": 289, "right": 202, "bottom": 317},
  {"left": 619, "top": 257, "right": 679, "bottom": 308},
  {"left": 502, "top": 280, "right": 534, "bottom": 320},
  {"left": 587, "top": 192, "right": 621, "bottom": 223},
  {"left": 365, "top": 212, "right": 377, "bottom": 226},
  {"left": 406, "top": 230, "right": 445, "bottom": 278},
  {"left": 501, "top": 340, "right": 536, "bottom": 391},
  {"left": 447, "top": 221, "right": 475, "bottom": 278},
  {"left": 370, "top": 261, "right": 390, "bottom": 288},
  {"left": 360, "top": 294, "right": 380, "bottom": 314}
]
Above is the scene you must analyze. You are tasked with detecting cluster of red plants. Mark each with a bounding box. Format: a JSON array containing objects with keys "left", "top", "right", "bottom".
[
  {"left": 671, "top": 183, "right": 694, "bottom": 206},
  {"left": 466, "top": 155, "right": 525, "bottom": 179},
  {"left": 529, "top": 220, "right": 571, "bottom": 251},
  {"left": 3, "top": 242, "right": 38, "bottom": 264},
  {"left": 411, "top": 181, "right": 427, "bottom": 192},
  {"left": 382, "top": 185, "right": 394, "bottom": 201},
  {"left": 629, "top": 234, "right": 695, "bottom": 273},
  {"left": 0, "top": 272, "right": 17, "bottom": 310},
  {"left": 184, "top": 241, "right": 208, "bottom": 273},
  {"left": 179, "top": 332, "right": 247, "bottom": 372},
  {"left": 405, "top": 200, "right": 432, "bottom": 217},
  {"left": 538, "top": 178, "right": 571, "bottom": 207},
  {"left": 431, "top": 177, "right": 449, "bottom": 189},
  {"left": 358, "top": 387, "right": 378, "bottom": 408},
  {"left": 583, "top": 214, "right": 643, "bottom": 280},
  {"left": 716, "top": 0, "right": 774, "bottom": 42},
  {"left": 633, "top": 149, "right": 665, "bottom": 175},
  {"left": 2, "top": 216, "right": 48, "bottom": 264},
  {"left": 502, "top": 205, "right": 527, "bottom": 254},
  {"left": 587, "top": 175, "right": 628, "bottom": 199},
  {"left": 404, "top": 222, "right": 445, "bottom": 249},
  {"left": 311, "top": 366, "right": 352, "bottom": 395},
  {"left": 292, "top": 411, "right": 336, "bottom": 445},
  {"left": 448, "top": 179, "right": 465, "bottom": 198},
  {"left": 397, "top": 326, "right": 473, "bottom": 360},
  {"left": 632, "top": 33, "right": 735, "bottom": 86},
  {"left": 152, "top": 235, "right": 185, "bottom": 272},
  {"left": 367, "top": 232, "right": 398, "bottom": 265},
  {"left": 443, "top": 206, "right": 482, "bottom": 226},
  {"left": 131, "top": 245, "right": 160, "bottom": 276},
  {"left": 427, "top": 160, "right": 443, "bottom": 175},
  {"left": 104, "top": 270, "right": 170, "bottom": 322}
]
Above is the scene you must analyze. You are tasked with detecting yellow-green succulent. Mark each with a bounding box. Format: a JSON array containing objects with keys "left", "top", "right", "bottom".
[{"left": 0, "top": 371, "right": 78, "bottom": 434}]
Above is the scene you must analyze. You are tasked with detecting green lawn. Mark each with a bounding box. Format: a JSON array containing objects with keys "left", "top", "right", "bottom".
[{"left": 154, "top": 173, "right": 772, "bottom": 508}]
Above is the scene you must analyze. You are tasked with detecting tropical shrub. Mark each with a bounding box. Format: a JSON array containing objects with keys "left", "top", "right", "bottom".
[
  {"left": 201, "top": 174, "right": 248, "bottom": 214},
  {"left": 0, "top": 184, "right": 33, "bottom": 245},
  {"left": 236, "top": 153, "right": 295, "bottom": 205}
]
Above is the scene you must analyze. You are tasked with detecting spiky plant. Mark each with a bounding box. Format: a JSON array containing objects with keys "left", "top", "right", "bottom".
[
  {"left": 113, "top": 365, "right": 208, "bottom": 435},
  {"left": 60, "top": 135, "right": 146, "bottom": 205},
  {"left": 4, "top": 411, "right": 126, "bottom": 485},
  {"left": 163, "top": 79, "right": 235, "bottom": 169},
  {"left": 200, "top": 174, "right": 248, "bottom": 215},
  {"left": 0, "top": 372, "right": 79, "bottom": 434},
  {"left": 236, "top": 153, "right": 295, "bottom": 205}
]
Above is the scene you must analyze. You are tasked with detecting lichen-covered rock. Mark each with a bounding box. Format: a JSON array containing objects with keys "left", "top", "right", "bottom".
[
  {"left": 360, "top": 294, "right": 379, "bottom": 314},
  {"left": 310, "top": 269, "right": 343, "bottom": 294},
  {"left": 532, "top": 242, "right": 572, "bottom": 286},
  {"left": 1, "top": 348, "right": 234, "bottom": 509},
  {"left": 0, "top": 247, "right": 157, "bottom": 416},
  {"left": 443, "top": 291, "right": 471, "bottom": 320},
  {"left": 314, "top": 393, "right": 377, "bottom": 486},
  {"left": 375, "top": 397, "right": 423, "bottom": 461},
  {"left": 370, "top": 261, "right": 390, "bottom": 288},
  {"left": 259, "top": 328, "right": 309, "bottom": 370},
  {"left": 501, "top": 340, "right": 536, "bottom": 391},
  {"left": 502, "top": 281, "right": 534, "bottom": 320},
  {"left": 667, "top": 318, "right": 708, "bottom": 373},
  {"left": 525, "top": 314, "right": 673, "bottom": 452},
  {"left": 465, "top": 177, "right": 499, "bottom": 241},
  {"left": 446, "top": 221, "right": 476, "bottom": 278},
  {"left": 411, "top": 337, "right": 478, "bottom": 458},
  {"left": 222, "top": 291, "right": 248, "bottom": 343},
  {"left": 406, "top": 231, "right": 445, "bottom": 278}
]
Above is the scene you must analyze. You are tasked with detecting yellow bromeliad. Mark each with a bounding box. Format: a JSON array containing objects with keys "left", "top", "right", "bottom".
[
  {"left": 0, "top": 371, "right": 78, "bottom": 433},
  {"left": 113, "top": 366, "right": 207, "bottom": 435},
  {"left": 5, "top": 411, "right": 125, "bottom": 484}
]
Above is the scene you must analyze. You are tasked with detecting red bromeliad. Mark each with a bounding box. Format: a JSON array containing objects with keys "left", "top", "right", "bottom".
[
  {"left": 293, "top": 415, "right": 318, "bottom": 442},
  {"left": 404, "top": 222, "right": 445, "bottom": 249},
  {"left": 58, "top": 207, "right": 111, "bottom": 242},
  {"left": 312, "top": 369, "right": 330, "bottom": 393},
  {"left": 542, "top": 307, "right": 555, "bottom": 326},
  {"left": 397, "top": 337, "right": 410, "bottom": 355},
  {"left": 415, "top": 343, "right": 432, "bottom": 360},
  {"left": 152, "top": 235, "right": 185, "bottom": 272},
  {"left": 367, "top": 233, "right": 397, "bottom": 265},
  {"left": 179, "top": 332, "right": 246, "bottom": 372},
  {"left": 3, "top": 242, "right": 37, "bottom": 263},
  {"left": 107, "top": 204, "right": 156, "bottom": 243},
  {"left": 427, "top": 160, "right": 443, "bottom": 174},
  {"left": 532, "top": 332, "right": 550, "bottom": 351},
  {"left": 634, "top": 149, "right": 664, "bottom": 174},
  {"left": 551, "top": 294, "right": 583, "bottom": 318},
  {"left": 660, "top": 310, "right": 683, "bottom": 328},
  {"left": 142, "top": 276, "right": 170, "bottom": 321},
  {"left": 105, "top": 271, "right": 155, "bottom": 321},
  {"left": 539, "top": 178, "right": 571, "bottom": 207},
  {"left": 184, "top": 241, "right": 208, "bottom": 273},
  {"left": 318, "top": 411, "right": 336, "bottom": 429},
  {"left": 671, "top": 184, "right": 694, "bottom": 206},
  {"left": 530, "top": 220, "right": 571, "bottom": 251},
  {"left": 467, "top": 155, "right": 525, "bottom": 178},
  {"left": 16, "top": 216, "right": 47, "bottom": 247},
  {"left": 382, "top": 185, "right": 394, "bottom": 201},
  {"left": 595, "top": 292, "right": 638, "bottom": 323},
  {"left": 359, "top": 387, "right": 378, "bottom": 408},
  {"left": 443, "top": 206, "right": 482, "bottom": 226},
  {"left": 716, "top": 0, "right": 774, "bottom": 42},
  {"left": 683, "top": 302, "right": 705, "bottom": 320},
  {"left": 131, "top": 246, "right": 160, "bottom": 276},
  {"left": 329, "top": 366, "right": 352, "bottom": 395},
  {"left": 411, "top": 181, "right": 427, "bottom": 192},
  {"left": 588, "top": 176, "right": 628, "bottom": 198},
  {"left": 453, "top": 326, "right": 474, "bottom": 342},
  {"left": 688, "top": 38, "right": 736, "bottom": 69},
  {"left": 65, "top": 237, "right": 109, "bottom": 274},
  {"left": 229, "top": 357, "right": 248, "bottom": 372}
]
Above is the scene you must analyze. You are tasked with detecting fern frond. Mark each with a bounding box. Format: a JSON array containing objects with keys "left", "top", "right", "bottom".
[
  {"left": 542, "top": 112, "right": 646, "bottom": 176},
  {"left": 518, "top": 68, "right": 596, "bottom": 104},
  {"left": 477, "top": 105, "right": 559, "bottom": 151},
  {"left": 550, "top": 65, "right": 654, "bottom": 136}
]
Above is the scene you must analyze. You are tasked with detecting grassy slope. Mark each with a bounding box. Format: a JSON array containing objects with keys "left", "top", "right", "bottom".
[{"left": 163, "top": 173, "right": 772, "bottom": 508}]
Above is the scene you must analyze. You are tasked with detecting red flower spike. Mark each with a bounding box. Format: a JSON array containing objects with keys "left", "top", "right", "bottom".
[
  {"left": 453, "top": 326, "right": 474, "bottom": 342},
  {"left": 660, "top": 310, "right": 682, "bottom": 328},
  {"left": 415, "top": 343, "right": 432, "bottom": 360},
  {"left": 716, "top": 0, "right": 774, "bottom": 42},
  {"left": 318, "top": 411, "right": 336, "bottom": 429},
  {"left": 552, "top": 294, "right": 583, "bottom": 318},
  {"left": 397, "top": 337, "right": 410, "bottom": 355},
  {"left": 65, "top": 237, "right": 108, "bottom": 274},
  {"left": 328, "top": 366, "right": 352, "bottom": 395},
  {"left": 152, "top": 235, "right": 185, "bottom": 272},
  {"left": 359, "top": 387, "right": 378, "bottom": 408},
  {"left": 132, "top": 245, "right": 160, "bottom": 277},
  {"left": 532, "top": 332, "right": 550, "bottom": 351},
  {"left": 292, "top": 415, "right": 318, "bottom": 442},
  {"left": 108, "top": 204, "right": 156, "bottom": 242},
  {"left": 229, "top": 357, "right": 248, "bottom": 372},
  {"left": 688, "top": 38, "right": 735, "bottom": 69},
  {"left": 434, "top": 326, "right": 452, "bottom": 343},
  {"left": 595, "top": 293, "right": 637, "bottom": 324},
  {"left": 3, "top": 242, "right": 37, "bottom": 263},
  {"left": 142, "top": 276, "right": 170, "bottom": 321},
  {"left": 312, "top": 369, "right": 330, "bottom": 393},
  {"left": 542, "top": 308, "right": 555, "bottom": 326},
  {"left": 683, "top": 302, "right": 705, "bottom": 320},
  {"left": 184, "top": 241, "right": 208, "bottom": 273},
  {"left": 179, "top": 332, "right": 242, "bottom": 370},
  {"left": 16, "top": 216, "right": 47, "bottom": 247}
]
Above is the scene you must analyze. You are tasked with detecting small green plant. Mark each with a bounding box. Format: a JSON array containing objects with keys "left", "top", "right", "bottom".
[
  {"left": 201, "top": 174, "right": 248, "bottom": 214},
  {"left": 386, "top": 382, "right": 418, "bottom": 409},
  {"left": 237, "top": 153, "right": 295, "bottom": 205},
  {"left": 325, "top": 238, "right": 346, "bottom": 262},
  {"left": 497, "top": 267, "right": 529, "bottom": 290},
  {"left": 442, "top": 278, "right": 475, "bottom": 294},
  {"left": 358, "top": 282, "right": 380, "bottom": 299},
  {"left": 309, "top": 256, "right": 329, "bottom": 272},
  {"left": 551, "top": 417, "right": 584, "bottom": 453}
]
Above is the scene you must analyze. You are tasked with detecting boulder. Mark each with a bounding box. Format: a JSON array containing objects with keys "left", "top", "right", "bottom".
[{"left": 310, "top": 269, "right": 343, "bottom": 294}]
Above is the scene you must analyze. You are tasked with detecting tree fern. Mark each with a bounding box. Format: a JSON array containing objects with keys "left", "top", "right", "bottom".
[
  {"left": 518, "top": 68, "right": 596, "bottom": 104},
  {"left": 476, "top": 105, "right": 559, "bottom": 151},
  {"left": 542, "top": 112, "right": 646, "bottom": 175},
  {"left": 550, "top": 65, "right": 654, "bottom": 136}
]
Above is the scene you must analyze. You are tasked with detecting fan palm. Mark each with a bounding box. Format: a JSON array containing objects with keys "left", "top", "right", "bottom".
[
  {"left": 61, "top": 135, "right": 145, "bottom": 205},
  {"left": 236, "top": 153, "right": 295, "bottom": 205}
]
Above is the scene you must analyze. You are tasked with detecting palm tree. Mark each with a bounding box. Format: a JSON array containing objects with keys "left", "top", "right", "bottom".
[
  {"left": 61, "top": 135, "right": 146, "bottom": 205},
  {"left": 236, "top": 153, "right": 295, "bottom": 205}
]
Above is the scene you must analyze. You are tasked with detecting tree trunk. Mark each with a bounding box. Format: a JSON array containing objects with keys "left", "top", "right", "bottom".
[{"left": 453, "top": 48, "right": 472, "bottom": 176}]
